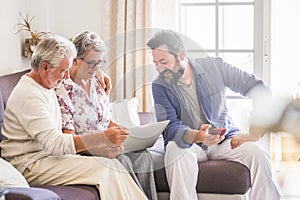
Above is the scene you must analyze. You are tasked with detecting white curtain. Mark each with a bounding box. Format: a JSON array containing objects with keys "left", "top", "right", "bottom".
[{"left": 100, "top": 0, "right": 157, "bottom": 112}]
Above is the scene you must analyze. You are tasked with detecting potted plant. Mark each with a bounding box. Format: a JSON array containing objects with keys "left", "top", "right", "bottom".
[{"left": 14, "top": 12, "right": 49, "bottom": 58}]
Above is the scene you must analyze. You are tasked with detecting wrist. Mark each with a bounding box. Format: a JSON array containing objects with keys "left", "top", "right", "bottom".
[
  {"left": 183, "top": 129, "right": 205, "bottom": 144},
  {"left": 197, "top": 131, "right": 207, "bottom": 143},
  {"left": 182, "top": 129, "right": 196, "bottom": 144}
]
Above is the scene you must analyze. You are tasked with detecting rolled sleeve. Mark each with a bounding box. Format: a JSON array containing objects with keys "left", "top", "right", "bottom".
[
  {"left": 63, "top": 134, "right": 76, "bottom": 154},
  {"left": 173, "top": 127, "right": 193, "bottom": 148}
]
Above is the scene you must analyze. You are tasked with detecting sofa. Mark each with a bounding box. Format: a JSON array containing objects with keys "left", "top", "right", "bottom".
[{"left": 0, "top": 69, "right": 251, "bottom": 200}]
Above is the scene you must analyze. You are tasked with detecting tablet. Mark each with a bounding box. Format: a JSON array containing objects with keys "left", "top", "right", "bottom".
[{"left": 121, "top": 120, "right": 170, "bottom": 153}]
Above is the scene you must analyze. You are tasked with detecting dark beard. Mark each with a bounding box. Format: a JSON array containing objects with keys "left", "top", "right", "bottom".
[{"left": 161, "top": 66, "right": 185, "bottom": 85}]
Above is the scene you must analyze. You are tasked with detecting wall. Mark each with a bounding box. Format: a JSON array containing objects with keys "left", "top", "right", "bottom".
[
  {"left": 0, "top": 0, "right": 28, "bottom": 75},
  {"left": 0, "top": 0, "right": 106, "bottom": 76}
]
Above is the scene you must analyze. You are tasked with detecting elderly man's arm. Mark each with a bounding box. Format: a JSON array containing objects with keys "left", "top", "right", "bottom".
[{"left": 95, "top": 71, "right": 111, "bottom": 95}]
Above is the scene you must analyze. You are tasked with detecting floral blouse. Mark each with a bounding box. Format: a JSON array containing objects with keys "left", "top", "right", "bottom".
[{"left": 55, "top": 77, "right": 111, "bottom": 135}]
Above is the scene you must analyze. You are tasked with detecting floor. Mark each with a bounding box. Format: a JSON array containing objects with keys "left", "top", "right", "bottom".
[{"left": 272, "top": 161, "right": 300, "bottom": 200}]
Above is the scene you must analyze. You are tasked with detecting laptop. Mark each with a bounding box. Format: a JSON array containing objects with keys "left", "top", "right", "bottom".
[{"left": 121, "top": 120, "right": 170, "bottom": 153}]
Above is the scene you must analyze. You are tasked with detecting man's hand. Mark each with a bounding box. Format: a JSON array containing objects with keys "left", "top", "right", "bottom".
[
  {"left": 230, "top": 132, "right": 261, "bottom": 149},
  {"left": 183, "top": 124, "right": 224, "bottom": 146},
  {"left": 202, "top": 132, "right": 224, "bottom": 147},
  {"left": 96, "top": 71, "right": 111, "bottom": 95},
  {"left": 195, "top": 124, "right": 224, "bottom": 146}
]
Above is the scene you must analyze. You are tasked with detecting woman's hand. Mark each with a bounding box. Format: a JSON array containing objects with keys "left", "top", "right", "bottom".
[
  {"left": 108, "top": 120, "right": 119, "bottom": 128},
  {"left": 103, "top": 126, "right": 129, "bottom": 147},
  {"left": 73, "top": 127, "right": 128, "bottom": 154}
]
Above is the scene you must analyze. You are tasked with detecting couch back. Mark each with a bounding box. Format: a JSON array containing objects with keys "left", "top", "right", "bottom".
[{"left": 0, "top": 69, "right": 30, "bottom": 145}]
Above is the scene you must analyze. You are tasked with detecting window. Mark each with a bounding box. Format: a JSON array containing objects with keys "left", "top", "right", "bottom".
[{"left": 179, "top": 0, "right": 270, "bottom": 96}]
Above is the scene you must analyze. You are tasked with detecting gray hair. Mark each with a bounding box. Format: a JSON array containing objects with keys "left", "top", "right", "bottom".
[
  {"left": 73, "top": 31, "right": 107, "bottom": 58},
  {"left": 31, "top": 35, "right": 77, "bottom": 71}
]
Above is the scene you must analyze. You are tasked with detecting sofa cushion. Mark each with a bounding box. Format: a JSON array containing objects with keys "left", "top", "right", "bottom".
[
  {"left": 6, "top": 187, "right": 61, "bottom": 200},
  {"left": 36, "top": 185, "right": 99, "bottom": 200},
  {"left": 0, "top": 69, "right": 30, "bottom": 108},
  {"left": 0, "top": 158, "right": 29, "bottom": 188},
  {"left": 111, "top": 97, "right": 140, "bottom": 128},
  {"left": 0, "top": 69, "right": 30, "bottom": 144},
  {"left": 196, "top": 160, "right": 251, "bottom": 194},
  {"left": 152, "top": 154, "right": 251, "bottom": 194}
]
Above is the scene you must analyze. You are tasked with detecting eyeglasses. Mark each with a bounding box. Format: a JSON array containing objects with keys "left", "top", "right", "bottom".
[{"left": 79, "top": 58, "right": 107, "bottom": 69}]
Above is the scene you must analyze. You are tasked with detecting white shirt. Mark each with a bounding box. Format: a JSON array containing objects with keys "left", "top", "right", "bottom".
[{"left": 0, "top": 75, "right": 76, "bottom": 173}]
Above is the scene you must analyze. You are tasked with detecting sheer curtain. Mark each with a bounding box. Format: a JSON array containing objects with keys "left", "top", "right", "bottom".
[
  {"left": 99, "top": 0, "right": 156, "bottom": 111},
  {"left": 270, "top": 0, "right": 300, "bottom": 163},
  {"left": 271, "top": 0, "right": 300, "bottom": 98}
]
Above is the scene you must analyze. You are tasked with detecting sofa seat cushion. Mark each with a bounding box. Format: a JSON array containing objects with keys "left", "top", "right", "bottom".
[
  {"left": 36, "top": 185, "right": 99, "bottom": 200},
  {"left": 5, "top": 187, "right": 61, "bottom": 200},
  {"left": 152, "top": 155, "right": 251, "bottom": 194}
]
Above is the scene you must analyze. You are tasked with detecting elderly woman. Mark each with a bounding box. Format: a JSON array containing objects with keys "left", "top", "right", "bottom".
[{"left": 55, "top": 31, "right": 157, "bottom": 200}]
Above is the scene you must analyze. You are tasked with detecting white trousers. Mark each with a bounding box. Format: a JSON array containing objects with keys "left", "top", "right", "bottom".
[
  {"left": 164, "top": 140, "right": 280, "bottom": 200},
  {"left": 23, "top": 154, "right": 148, "bottom": 200}
]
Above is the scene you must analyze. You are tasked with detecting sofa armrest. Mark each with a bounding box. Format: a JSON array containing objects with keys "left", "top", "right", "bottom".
[
  {"left": 5, "top": 187, "right": 61, "bottom": 200},
  {"left": 196, "top": 160, "right": 251, "bottom": 194}
]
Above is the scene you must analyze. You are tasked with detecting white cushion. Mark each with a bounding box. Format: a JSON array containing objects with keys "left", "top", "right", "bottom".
[
  {"left": 0, "top": 158, "right": 29, "bottom": 188},
  {"left": 111, "top": 97, "right": 140, "bottom": 128}
]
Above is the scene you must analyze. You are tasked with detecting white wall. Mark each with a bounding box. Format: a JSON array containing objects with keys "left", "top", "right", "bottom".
[
  {"left": 271, "top": 0, "right": 300, "bottom": 96},
  {"left": 0, "top": 0, "right": 28, "bottom": 75},
  {"left": 0, "top": 0, "right": 106, "bottom": 76}
]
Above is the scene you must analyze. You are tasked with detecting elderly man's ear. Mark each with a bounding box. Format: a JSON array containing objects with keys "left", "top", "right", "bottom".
[
  {"left": 177, "top": 50, "right": 185, "bottom": 61},
  {"left": 40, "top": 62, "right": 49, "bottom": 72}
]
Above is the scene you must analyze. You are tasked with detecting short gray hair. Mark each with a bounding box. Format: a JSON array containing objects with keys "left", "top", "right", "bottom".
[
  {"left": 73, "top": 31, "right": 107, "bottom": 58},
  {"left": 31, "top": 35, "right": 77, "bottom": 71}
]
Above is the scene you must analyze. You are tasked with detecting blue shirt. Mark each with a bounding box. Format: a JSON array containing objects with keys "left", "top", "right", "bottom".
[{"left": 152, "top": 57, "right": 269, "bottom": 149}]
